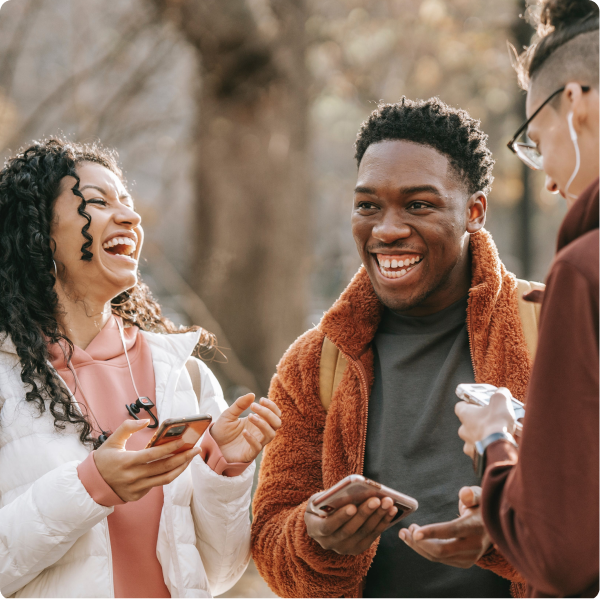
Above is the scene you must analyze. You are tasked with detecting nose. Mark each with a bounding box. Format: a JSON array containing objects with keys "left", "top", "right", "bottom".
[
  {"left": 545, "top": 174, "right": 559, "bottom": 194},
  {"left": 115, "top": 204, "right": 142, "bottom": 228},
  {"left": 371, "top": 210, "right": 411, "bottom": 244}
]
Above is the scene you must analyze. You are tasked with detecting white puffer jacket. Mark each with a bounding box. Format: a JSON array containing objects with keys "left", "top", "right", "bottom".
[{"left": 0, "top": 329, "right": 254, "bottom": 598}]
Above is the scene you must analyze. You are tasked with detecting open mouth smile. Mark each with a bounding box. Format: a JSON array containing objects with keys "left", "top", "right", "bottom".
[
  {"left": 373, "top": 253, "right": 423, "bottom": 280},
  {"left": 102, "top": 235, "right": 138, "bottom": 263}
]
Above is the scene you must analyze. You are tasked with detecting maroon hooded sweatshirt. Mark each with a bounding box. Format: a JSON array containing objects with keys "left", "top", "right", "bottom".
[{"left": 481, "top": 178, "right": 599, "bottom": 598}]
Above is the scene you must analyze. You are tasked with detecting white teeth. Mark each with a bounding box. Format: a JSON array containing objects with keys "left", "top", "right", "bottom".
[
  {"left": 102, "top": 236, "right": 137, "bottom": 255},
  {"left": 378, "top": 255, "right": 423, "bottom": 278}
]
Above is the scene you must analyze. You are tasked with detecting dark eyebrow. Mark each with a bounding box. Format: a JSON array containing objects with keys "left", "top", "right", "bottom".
[
  {"left": 397, "top": 185, "right": 442, "bottom": 197},
  {"left": 354, "top": 186, "right": 377, "bottom": 195},
  {"left": 79, "top": 184, "right": 132, "bottom": 201},
  {"left": 354, "top": 184, "right": 443, "bottom": 197}
]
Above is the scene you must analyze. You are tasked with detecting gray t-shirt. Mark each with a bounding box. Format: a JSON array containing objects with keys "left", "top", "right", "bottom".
[{"left": 363, "top": 296, "right": 511, "bottom": 598}]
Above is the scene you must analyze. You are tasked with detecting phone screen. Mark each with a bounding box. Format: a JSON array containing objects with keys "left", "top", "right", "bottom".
[
  {"left": 146, "top": 415, "right": 212, "bottom": 452},
  {"left": 456, "top": 384, "right": 525, "bottom": 420}
]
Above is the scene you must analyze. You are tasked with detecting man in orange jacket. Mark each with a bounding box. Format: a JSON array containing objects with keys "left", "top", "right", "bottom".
[{"left": 251, "top": 97, "right": 531, "bottom": 597}]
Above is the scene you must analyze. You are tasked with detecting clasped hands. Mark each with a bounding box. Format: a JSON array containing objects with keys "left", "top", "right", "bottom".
[{"left": 94, "top": 393, "right": 281, "bottom": 503}]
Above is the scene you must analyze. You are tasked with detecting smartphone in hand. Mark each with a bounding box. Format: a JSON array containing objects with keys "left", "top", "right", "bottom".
[
  {"left": 455, "top": 383, "right": 524, "bottom": 433},
  {"left": 145, "top": 414, "right": 212, "bottom": 457},
  {"left": 308, "top": 475, "right": 418, "bottom": 530}
]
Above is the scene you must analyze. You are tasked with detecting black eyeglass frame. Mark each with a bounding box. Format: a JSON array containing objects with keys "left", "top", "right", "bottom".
[{"left": 507, "top": 85, "right": 591, "bottom": 168}]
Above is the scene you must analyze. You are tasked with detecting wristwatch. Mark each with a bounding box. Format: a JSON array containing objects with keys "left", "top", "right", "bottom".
[{"left": 473, "top": 432, "right": 518, "bottom": 478}]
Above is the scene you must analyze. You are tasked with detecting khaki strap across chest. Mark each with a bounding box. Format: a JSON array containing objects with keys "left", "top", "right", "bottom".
[
  {"left": 185, "top": 358, "right": 202, "bottom": 403},
  {"left": 319, "top": 278, "right": 544, "bottom": 412}
]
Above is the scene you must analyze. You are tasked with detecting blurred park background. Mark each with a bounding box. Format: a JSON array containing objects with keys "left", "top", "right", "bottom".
[{"left": 0, "top": 0, "right": 567, "bottom": 596}]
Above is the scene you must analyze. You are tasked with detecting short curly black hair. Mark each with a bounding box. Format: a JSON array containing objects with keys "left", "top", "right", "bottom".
[{"left": 355, "top": 97, "right": 495, "bottom": 196}]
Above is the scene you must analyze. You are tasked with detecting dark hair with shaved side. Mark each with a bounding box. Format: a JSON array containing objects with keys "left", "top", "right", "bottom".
[{"left": 515, "top": 0, "right": 599, "bottom": 93}]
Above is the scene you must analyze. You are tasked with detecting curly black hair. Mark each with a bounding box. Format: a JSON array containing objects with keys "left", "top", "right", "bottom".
[
  {"left": 515, "top": 0, "right": 598, "bottom": 91},
  {"left": 354, "top": 97, "right": 495, "bottom": 196},
  {"left": 0, "top": 137, "right": 215, "bottom": 449}
]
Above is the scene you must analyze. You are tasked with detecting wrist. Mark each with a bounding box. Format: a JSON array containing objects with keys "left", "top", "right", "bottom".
[
  {"left": 480, "top": 423, "right": 513, "bottom": 440},
  {"left": 201, "top": 425, "right": 252, "bottom": 476},
  {"left": 473, "top": 431, "right": 518, "bottom": 478}
]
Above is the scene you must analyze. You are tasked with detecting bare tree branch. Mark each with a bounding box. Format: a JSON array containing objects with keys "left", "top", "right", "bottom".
[
  {"left": 3, "top": 15, "right": 159, "bottom": 150},
  {"left": 78, "top": 36, "right": 177, "bottom": 140},
  {"left": 143, "top": 241, "right": 261, "bottom": 393},
  {"left": 100, "top": 114, "right": 187, "bottom": 147},
  {"left": 149, "top": 0, "right": 279, "bottom": 103},
  {"left": 0, "top": 0, "right": 44, "bottom": 91},
  {"left": 0, "top": 0, "right": 45, "bottom": 141}
]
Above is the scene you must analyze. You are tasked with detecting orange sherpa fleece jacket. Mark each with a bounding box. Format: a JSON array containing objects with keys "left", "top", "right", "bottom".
[{"left": 252, "top": 229, "right": 529, "bottom": 598}]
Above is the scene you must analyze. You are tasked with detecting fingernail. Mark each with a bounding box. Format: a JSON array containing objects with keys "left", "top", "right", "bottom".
[
  {"left": 399, "top": 530, "right": 406, "bottom": 540},
  {"left": 368, "top": 498, "right": 379, "bottom": 509},
  {"left": 346, "top": 506, "right": 355, "bottom": 516},
  {"left": 390, "top": 507, "right": 398, "bottom": 516},
  {"left": 414, "top": 530, "right": 423, "bottom": 541}
]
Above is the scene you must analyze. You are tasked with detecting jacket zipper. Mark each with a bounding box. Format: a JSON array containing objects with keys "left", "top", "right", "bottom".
[
  {"left": 466, "top": 294, "right": 477, "bottom": 381},
  {"left": 338, "top": 351, "right": 370, "bottom": 476}
]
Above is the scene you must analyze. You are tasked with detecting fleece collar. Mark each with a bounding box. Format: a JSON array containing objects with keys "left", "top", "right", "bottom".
[
  {"left": 318, "top": 229, "right": 531, "bottom": 399},
  {"left": 319, "top": 229, "right": 500, "bottom": 357}
]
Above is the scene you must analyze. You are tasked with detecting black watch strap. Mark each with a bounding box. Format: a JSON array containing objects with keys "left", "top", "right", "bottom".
[{"left": 473, "top": 432, "right": 517, "bottom": 478}]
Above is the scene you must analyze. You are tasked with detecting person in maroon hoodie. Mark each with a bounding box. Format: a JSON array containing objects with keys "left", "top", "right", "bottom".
[{"left": 449, "top": 0, "right": 599, "bottom": 597}]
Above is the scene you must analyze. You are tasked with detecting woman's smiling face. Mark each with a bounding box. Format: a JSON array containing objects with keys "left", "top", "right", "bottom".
[{"left": 50, "top": 161, "right": 143, "bottom": 305}]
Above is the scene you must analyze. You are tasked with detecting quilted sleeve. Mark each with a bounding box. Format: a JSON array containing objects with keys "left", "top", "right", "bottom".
[
  {"left": 188, "top": 359, "right": 254, "bottom": 596},
  {"left": 0, "top": 461, "right": 112, "bottom": 597}
]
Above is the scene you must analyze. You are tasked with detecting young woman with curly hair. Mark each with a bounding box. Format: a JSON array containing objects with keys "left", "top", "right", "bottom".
[{"left": 0, "top": 138, "right": 281, "bottom": 598}]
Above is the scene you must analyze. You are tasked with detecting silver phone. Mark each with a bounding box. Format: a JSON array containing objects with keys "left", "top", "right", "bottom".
[{"left": 455, "top": 383, "right": 524, "bottom": 434}]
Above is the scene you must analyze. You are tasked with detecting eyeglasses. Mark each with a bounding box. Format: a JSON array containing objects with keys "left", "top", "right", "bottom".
[{"left": 507, "top": 85, "right": 591, "bottom": 170}]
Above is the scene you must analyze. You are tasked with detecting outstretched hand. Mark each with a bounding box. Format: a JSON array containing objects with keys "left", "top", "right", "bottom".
[
  {"left": 210, "top": 393, "right": 282, "bottom": 463},
  {"left": 399, "top": 486, "right": 493, "bottom": 569}
]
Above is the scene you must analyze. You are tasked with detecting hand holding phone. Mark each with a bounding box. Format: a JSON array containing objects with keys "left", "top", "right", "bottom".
[
  {"left": 455, "top": 386, "right": 521, "bottom": 462},
  {"left": 304, "top": 475, "right": 418, "bottom": 556},
  {"left": 455, "top": 383, "right": 524, "bottom": 434},
  {"left": 308, "top": 475, "right": 418, "bottom": 527},
  {"left": 94, "top": 418, "right": 203, "bottom": 503}
]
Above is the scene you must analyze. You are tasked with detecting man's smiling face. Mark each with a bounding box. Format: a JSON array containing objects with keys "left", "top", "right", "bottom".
[{"left": 351, "top": 140, "right": 486, "bottom": 315}]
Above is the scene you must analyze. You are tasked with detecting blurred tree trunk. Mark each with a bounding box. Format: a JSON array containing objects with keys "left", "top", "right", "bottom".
[
  {"left": 149, "top": 0, "right": 310, "bottom": 394},
  {"left": 512, "top": 0, "right": 534, "bottom": 279}
]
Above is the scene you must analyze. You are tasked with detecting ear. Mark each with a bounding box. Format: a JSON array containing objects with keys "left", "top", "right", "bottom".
[
  {"left": 564, "top": 82, "right": 587, "bottom": 128},
  {"left": 466, "top": 192, "right": 487, "bottom": 233}
]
